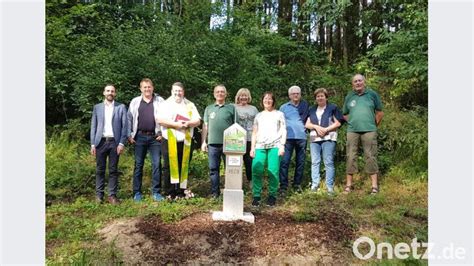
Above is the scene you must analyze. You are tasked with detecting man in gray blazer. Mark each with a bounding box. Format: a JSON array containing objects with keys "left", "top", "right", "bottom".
[{"left": 90, "top": 84, "right": 128, "bottom": 204}]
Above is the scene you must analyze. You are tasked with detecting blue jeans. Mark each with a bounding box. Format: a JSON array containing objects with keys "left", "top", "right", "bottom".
[
  {"left": 208, "top": 144, "right": 225, "bottom": 195},
  {"left": 310, "top": 140, "right": 336, "bottom": 191},
  {"left": 279, "top": 139, "right": 307, "bottom": 190},
  {"left": 132, "top": 133, "right": 162, "bottom": 195}
]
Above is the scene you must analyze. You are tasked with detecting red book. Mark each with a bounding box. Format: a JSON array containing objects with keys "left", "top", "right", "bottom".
[{"left": 175, "top": 114, "right": 190, "bottom": 122}]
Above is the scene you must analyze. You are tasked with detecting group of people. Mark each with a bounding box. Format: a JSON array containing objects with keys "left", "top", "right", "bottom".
[
  {"left": 90, "top": 79, "right": 200, "bottom": 204},
  {"left": 90, "top": 74, "right": 383, "bottom": 207}
]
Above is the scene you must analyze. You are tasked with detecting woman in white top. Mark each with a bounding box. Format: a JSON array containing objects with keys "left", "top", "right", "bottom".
[
  {"left": 250, "top": 92, "right": 286, "bottom": 207},
  {"left": 234, "top": 88, "right": 259, "bottom": 183},
  {"left": 305, "top": 88, "right": 344, "bottom": 194}
]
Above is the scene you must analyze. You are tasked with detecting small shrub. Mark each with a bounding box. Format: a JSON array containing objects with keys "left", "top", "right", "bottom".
[
  {"left": 378, "top": 106, "right": 428, "bottom": 178},
  {"left": 46, "top": 122, "right": 96, "bottom": 201}
]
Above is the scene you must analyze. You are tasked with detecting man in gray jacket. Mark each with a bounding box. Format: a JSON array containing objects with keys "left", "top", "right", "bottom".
[{"left": 90, "top": 84, "right": 128, "bottom": 204}]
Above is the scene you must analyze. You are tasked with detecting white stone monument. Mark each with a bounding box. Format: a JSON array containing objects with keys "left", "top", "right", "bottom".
[{"left": 212, "top": 123, "right": 254, "bottom": 223}]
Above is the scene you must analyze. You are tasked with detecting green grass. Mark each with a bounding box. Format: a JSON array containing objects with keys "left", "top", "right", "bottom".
[{"left": 46, "top": 124, "right": 428, "bottom": 264}]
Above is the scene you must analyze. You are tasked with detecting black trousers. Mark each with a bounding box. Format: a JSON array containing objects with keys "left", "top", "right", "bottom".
[
  {"left": 161, "top": 138, "right": 193, "bottom": 196},
  {"left": 95, "top": 139, "right": 120, "bottom": 198},
  {"left": 243, "top": 141, "right": 253, "bottom": 181}
]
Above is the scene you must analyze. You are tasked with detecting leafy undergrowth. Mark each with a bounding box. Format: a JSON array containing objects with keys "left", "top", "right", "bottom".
[{"left": 46, "top": 173, "right": 427, "bottom": 265}]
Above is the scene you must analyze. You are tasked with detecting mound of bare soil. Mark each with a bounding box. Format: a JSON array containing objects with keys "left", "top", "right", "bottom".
[{"left": 99, "top": 207, "right": 355, "bottom": 264}]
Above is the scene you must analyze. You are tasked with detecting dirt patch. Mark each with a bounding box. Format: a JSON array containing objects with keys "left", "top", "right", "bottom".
[
  {"left": 99, "top": 209, "right": 355, "bottom": 264},
  {"left": 98, "top": 218, "right": 155, "bottom": 264}
]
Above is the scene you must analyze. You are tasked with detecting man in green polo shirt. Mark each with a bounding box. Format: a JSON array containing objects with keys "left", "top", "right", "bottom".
[
  {"left": 201, "top": 84, "right": 236, "bottom": 198},
  {"left": 342, "top": 74, "right": 384, "bottom": 194}
]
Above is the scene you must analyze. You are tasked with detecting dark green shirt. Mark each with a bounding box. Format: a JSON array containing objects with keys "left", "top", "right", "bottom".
[
  {"left": 342, "top": 88, "right": 383, "bottom": 132},
  {"left": 203, "top": 103, "right": 235, "bottom": 144}
]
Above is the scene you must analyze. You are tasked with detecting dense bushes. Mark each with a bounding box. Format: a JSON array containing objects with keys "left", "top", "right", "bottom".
[
  {"left": 46, "top": 2, "right": 362, "bottom": 125},
  {"left": 46, "top": 106, "right": 428, "bottom": 201},
  {"left": 46, "top": 1, "right": 427, "bottom": 200},
  {"left": 378, "top": 106, "right": 428, "bottom": 178},
  {"left": 46, "top": 120, "right": 95, "bottom": 201}
]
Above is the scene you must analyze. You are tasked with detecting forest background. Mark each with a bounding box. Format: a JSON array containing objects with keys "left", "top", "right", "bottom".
[{"left": 46, "top": 0, "right": 428, "bottom": 263}]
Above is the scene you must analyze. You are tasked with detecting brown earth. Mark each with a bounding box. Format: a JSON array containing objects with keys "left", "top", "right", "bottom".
[{"left": 99, "top": 208, "right": 355, "bottom": 264}]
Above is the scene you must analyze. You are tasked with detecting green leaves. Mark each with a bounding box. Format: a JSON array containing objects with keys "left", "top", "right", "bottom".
[
  {"left": 356, "top": 1, "right": 428, "bottom": 108},
  {"left": 46, "top": 1, "right": 332, "bottom": 124},
  {"left": 46, "top": 1, "right": 427, "bottom": 120}
]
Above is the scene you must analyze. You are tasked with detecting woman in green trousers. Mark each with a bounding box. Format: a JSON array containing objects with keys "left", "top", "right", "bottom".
[{"left": 250, "top": 92, "right": 287, "bottom": 207}]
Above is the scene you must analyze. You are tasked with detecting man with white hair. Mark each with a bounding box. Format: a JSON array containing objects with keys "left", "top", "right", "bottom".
[
  {"left": 279, "top": 85, "right": 309, "bottom": 196},
  {"left": 342, "top": 74, "right": 383, "bottom": 194}
]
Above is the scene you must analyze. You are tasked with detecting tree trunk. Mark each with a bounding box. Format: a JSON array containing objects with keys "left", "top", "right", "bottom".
[
  {"left": 262, "top": 0, "right": 271, "bottom": 29},
  {"left": 278, "top": 0, "right": 292, "bottom": 37},
  {"left": 342, "top": 0, "right": 360, "bottom": 64},
  {"left": 318, "top": 15, "right": 325, "bottom": 50},
  {"left": 177, "top": 0, "right": 183, "bottom": 17},
  {"left": 296, "top": 0, "right": 307, "bottom": 42},
  {"left": 226, "top": 0, "right": 231, "bottom": 26},
  {"left": 360, "top": 0, "right": 368, "bottom": 54},
  {"left": 334, "top": 19, "right": 342, "bottom": 64},
  {"left": 370, "top": 0, "right": 383, "bottom": 47},
  {"left": 342, "top": 26, "right": 348, "bottom": 68},
  {"left": 326, "top": 23, "right": 332, "bottom": 62}
]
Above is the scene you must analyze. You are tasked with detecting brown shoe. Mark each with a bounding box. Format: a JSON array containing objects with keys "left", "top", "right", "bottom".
[{"left": 108, "top": 195, "right": 120, "bottom": 205}]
